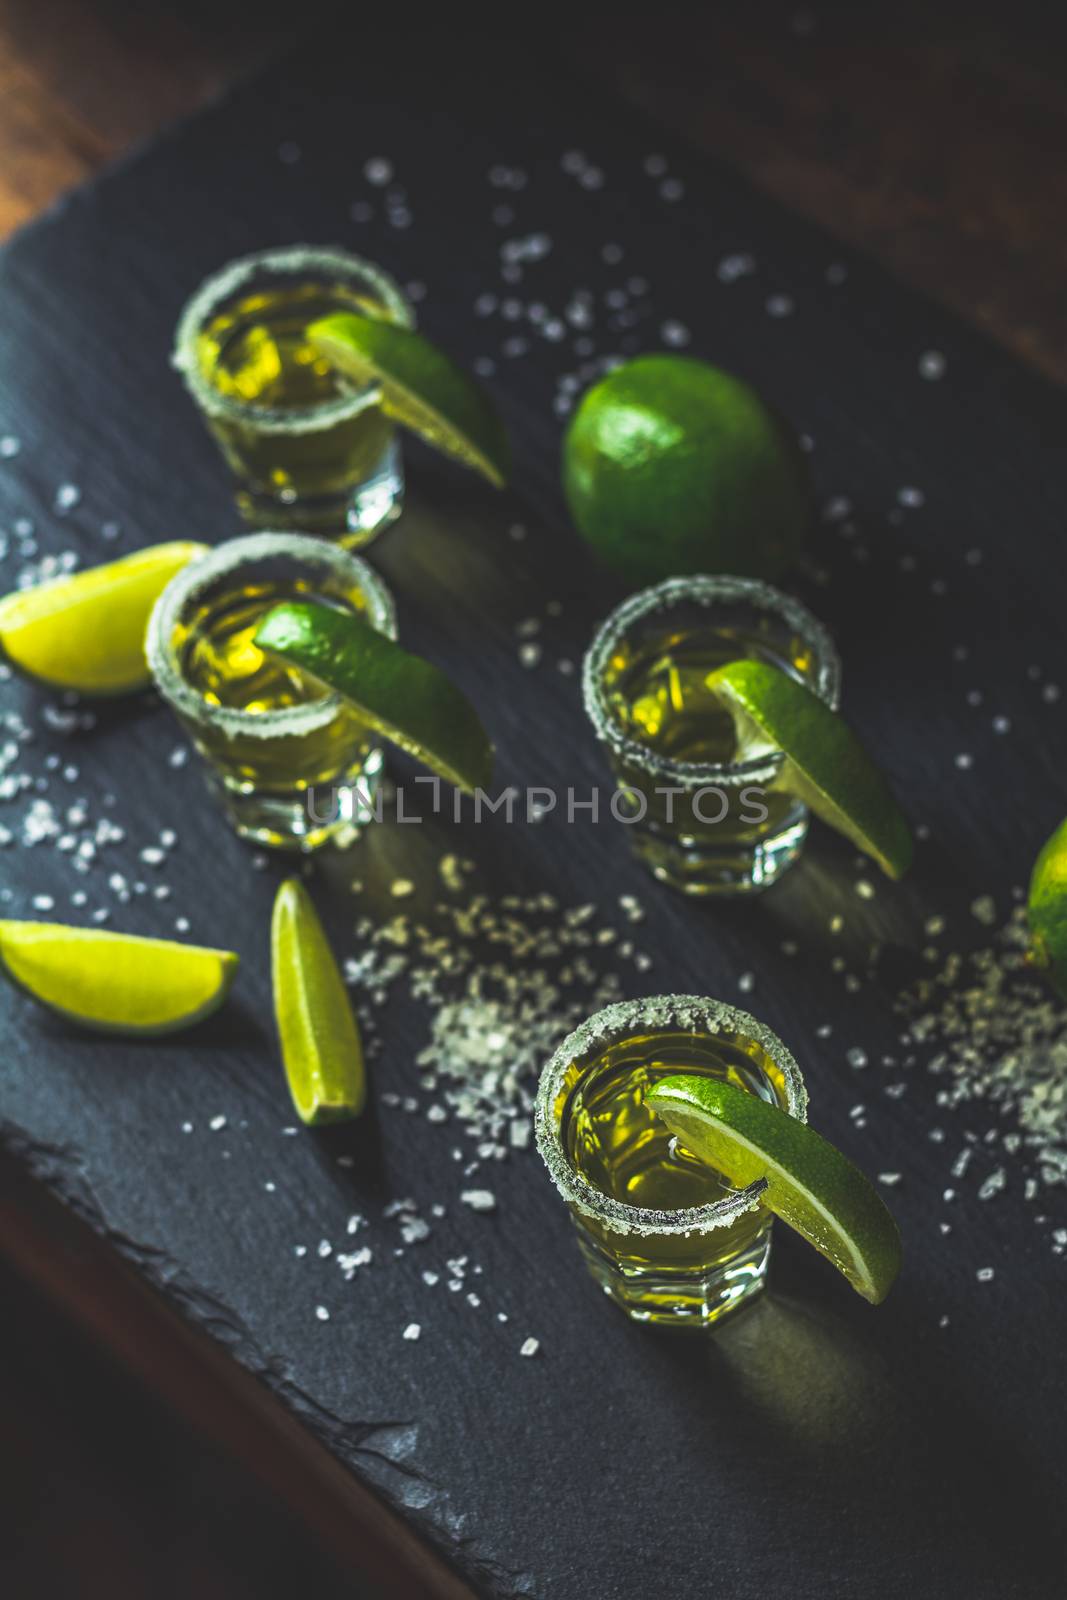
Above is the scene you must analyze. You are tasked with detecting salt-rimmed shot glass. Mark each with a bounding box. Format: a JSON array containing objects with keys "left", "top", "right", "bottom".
[
  {"left": 146, "top": 532, "right": 396, "bottom": 851},
  {"left": 173, "top": 246, "right": 414, "bottom": 541},
  {"left": 535, "top": 995, "right": 807, "bottom": 1328},
  {"left": 582, "top": 575, "right": 841, "bottom": 895}
]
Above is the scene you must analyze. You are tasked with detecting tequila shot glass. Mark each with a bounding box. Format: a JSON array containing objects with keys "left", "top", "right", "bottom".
[
  {"left": 582, "top": 575, "right": 841, "bottom": 895},
  {"left": 173, "top": 245, "right": 413, "bottom": 541},
  {"left": 535, "top": 994, "right": 807, "bottom": 1328},
  {"left": 146, "top": 531, "right": 395, "bottom": 850}
]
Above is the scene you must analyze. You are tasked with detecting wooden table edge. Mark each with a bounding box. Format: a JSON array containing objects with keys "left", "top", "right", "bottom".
[{"left": 0, "top": 1149, "right": 480, "bottom": 1600}]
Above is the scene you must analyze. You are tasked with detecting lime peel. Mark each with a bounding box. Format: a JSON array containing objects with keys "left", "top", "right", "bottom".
[
  {"left": 255, "top": 601, "right": 493, "bottom": 795},
  {"left": 562, "top": 354, "right": 810, "bottom": 584},
  {"left": 647, "top": 1074, "right": 902, "bottom": 1303},
  {"left": 0, "top": 921, "right": 237, "bottom": 1035},
  {"left": 308, "top": 313, "right": 510, "bottom": 488},
  {"left": 271, "top": 878, "right": 366, "bottom": 1126},
  {"left": 1027, "top": 815, "right": 1067, "bottom": 999},
  {"left": 707, "top": 658, "right": 912, "bottom": 878}
]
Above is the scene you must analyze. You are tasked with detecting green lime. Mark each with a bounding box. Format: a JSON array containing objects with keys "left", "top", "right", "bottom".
[
  {"left": 0, "top": 541, "right": 207, "bottom": 695},
  {"left": 562, "top": 355, "right": 809, "bottom": 584},
  {"left": 271, "top": 879, "right": 366, "bottom": 1126},
  {"left": 0, "top": 921, "right": 237, "bottom": 1034},
  {"left": 646, "top": 1075, "right": 902, "bottom": 1303},
  {"left": 254, "top": 602, "right": 493, "bottom": 794},
  {"left": 307, "top": 314, "right": 510, "bottom": 488},
  {"left": 707, "top": 658, "right": 912, "bottom": 878},
  {"left": 1028, "top": 815, "right": 1067, "bottom": 999}
]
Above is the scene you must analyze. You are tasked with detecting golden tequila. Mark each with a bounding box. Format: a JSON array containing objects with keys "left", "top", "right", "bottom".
[
  {"left": 584, "top": 576, "right": 841, "bottom": 894},
  {"left": 147, "top": 532, "right": 395, "bottom": 850},
  {"left": 174, "top": 247, "right": 412, "bottom": 540},
  {"left": 536, "top": 996, "right": 807, "bottom": 1327}
]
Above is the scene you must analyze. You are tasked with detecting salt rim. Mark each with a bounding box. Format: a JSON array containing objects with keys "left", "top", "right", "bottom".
[
  {"left": 172, "top": 245, "right": 414, "bottom": 433},
  {"left": 145, "top": 531, "right": 397, "bottom": 741},
  {"left": 534, "top": 993, "right": 808, "bottom": 1236},
  {"left": 581, "top": 575, "right": 841, "bottom": 788}
]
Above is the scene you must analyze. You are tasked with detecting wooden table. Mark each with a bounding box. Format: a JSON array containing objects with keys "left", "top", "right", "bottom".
[{"left": 2, "top": 1, "right": 1066, "bottom": 381}]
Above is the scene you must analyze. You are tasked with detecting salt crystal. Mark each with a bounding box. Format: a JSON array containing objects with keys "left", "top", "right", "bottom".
[
  {"left": 661, "top": 320, "right": 690, "bottom": 347},
  {"left": 970, "top": 895, "right": 996, "bottom": 926}
]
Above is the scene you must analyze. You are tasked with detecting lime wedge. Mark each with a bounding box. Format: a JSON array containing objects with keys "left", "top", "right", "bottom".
[
  {"left": 271, "top": 878, "right": 365, "bottom": 1125},
  {"left": 0, "top": 921, "right": 237, "bottom": 1034},
  {"left": 0, "top": 541, "right": 207, "bottom": 695},
  {"left": 707, "top": 659, "right": 912, "bottom": 878},
  {"left": 255, "top": 602, "right": 493, "bottom": 794},
  {"left": 647, "top": 1076, "right": 902, "bottom": 1303},
  {"left": 307, "top": 313, "right": 510, "bottom": 488},
  {"left": 1028, "top": 814, "right": 1067, "bottom": 998}
]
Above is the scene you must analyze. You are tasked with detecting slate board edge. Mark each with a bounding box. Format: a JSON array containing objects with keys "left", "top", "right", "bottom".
[
  {"left": 0, "top": 1118, "right": 522, "bottom": 1599},
  {"left": 1, "top": 38, "right": 1063, "bottom": 424}
]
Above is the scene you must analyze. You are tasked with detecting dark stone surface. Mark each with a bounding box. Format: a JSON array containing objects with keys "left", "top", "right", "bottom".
[{"left": 1, "top": 39, "right": 1065, "bottom": 1600}]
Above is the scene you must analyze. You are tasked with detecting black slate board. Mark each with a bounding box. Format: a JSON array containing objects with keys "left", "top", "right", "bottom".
[{"left": 2, "top": 37, "right": 1066, "bottom": 1600}]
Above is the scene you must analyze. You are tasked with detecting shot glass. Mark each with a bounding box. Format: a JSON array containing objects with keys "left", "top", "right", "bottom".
[
  {"left": 582, "top": 575, "right": 841, "bottom": 895},
  {"left": 173, "top": 245, "right": 413, "bottom": 541},
  {"left": 146, "top": 531, "right": 396, "bottom": 850},
  {"left": 535, "top": 995, "right": 807, "bottom": 1328}
]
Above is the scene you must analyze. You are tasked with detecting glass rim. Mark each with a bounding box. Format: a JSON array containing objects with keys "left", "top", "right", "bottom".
[
  {"left": 581, "top": 574, "right": 842, "bottom": 787},
  {"left": 172, "top": 244, "right": 414, "bottom": 432},
  {"left": 145, "top": 530, "right": 397, "bottom": 739},
  {"left": 534, "top": 994, "right": 808, "bottom": 1237}
]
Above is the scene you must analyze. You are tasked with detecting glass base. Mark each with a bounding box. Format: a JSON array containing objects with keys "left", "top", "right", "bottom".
[
  {"left": 234, "top": 439, "right": 404, "bottom": 545},
  {"left": 575, "top": 1226, "right": 773, "bottom": 1328},
  {"left": 631, "top": 808, "right": 809, "bottom": 897},
  {"left": 207, "top": 748, "right": 384, "bottom": 853},
  {"left": 343, "top": 437, "right": 404, "bottom": 548}
]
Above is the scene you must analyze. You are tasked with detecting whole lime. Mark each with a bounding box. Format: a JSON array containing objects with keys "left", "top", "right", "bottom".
[
  {"left": 562, "top": 355, "right": 810, "bottom": 583},
  {"left": 1028, "top": 815, "right": 1067, "bottom": 999}
]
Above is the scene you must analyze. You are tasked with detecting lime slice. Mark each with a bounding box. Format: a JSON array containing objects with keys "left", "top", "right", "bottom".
[
  {"left": 1028, "top": 814, "right": 1067, "bottom": 998},
  {"left": 271, "top": 878, "right": 365, "bottom": 1125},
  {"left": 0, "top": 541, "right": 207, "bottom": 695},
  {"left": 307, "top": 313, "right": 510, "bottom": 488},
  {"left": 646, "top": 1076, "right": 902, "bottom": 1303},
  {"left": 0, "top": 921, "right": 237, "bottom": 1034},
  {"left": 707, "top": 659, "right": 912, "bottom": 878},
  {"left": 255, "top": 602, "right": 493, "bottom": 795}
]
